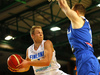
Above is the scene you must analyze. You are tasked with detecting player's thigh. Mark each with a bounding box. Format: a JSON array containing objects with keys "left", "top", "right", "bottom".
[{"left": 79, "top": 57, "right": 99, "bottom": 75}]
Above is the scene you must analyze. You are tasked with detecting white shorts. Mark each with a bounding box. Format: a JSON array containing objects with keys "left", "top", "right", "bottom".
[{"left": 35, "top": 69, "right": 70, "bottom": 75}]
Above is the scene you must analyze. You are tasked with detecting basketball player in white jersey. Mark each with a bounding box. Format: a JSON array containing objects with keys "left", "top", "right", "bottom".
[{"left": 8, "top": 26, "right": 69, "bottom": 75}]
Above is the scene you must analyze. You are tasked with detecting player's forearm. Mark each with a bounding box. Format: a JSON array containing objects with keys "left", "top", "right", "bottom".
[{"left": 28, "top": 59, "right": 50, "bottom": 67}]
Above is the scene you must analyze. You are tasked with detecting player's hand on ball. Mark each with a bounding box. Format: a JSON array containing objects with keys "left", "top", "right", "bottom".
[
  {"left": 7, "top": 54, "right": 23, "bottom": 70},
  {"left": 17, "top": 59, "right": 30, "bottom": 69},
  {"left": 8, "top": 66, "right": 18, "bottom": 72}
]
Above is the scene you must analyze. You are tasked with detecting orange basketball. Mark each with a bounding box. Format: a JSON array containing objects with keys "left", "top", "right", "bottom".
[{"left": 7, "top": 54, "right": 23, "bottom": 70}]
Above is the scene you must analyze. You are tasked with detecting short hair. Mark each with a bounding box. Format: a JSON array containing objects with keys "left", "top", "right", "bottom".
[
  {"left": 30, "top": 26, "right": 42, "bottom": 35},
  {"left": 72, "top": 3, "right": 86, "bottom": 15}
]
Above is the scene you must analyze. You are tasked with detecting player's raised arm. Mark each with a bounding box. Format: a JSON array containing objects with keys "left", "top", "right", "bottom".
[
  {"left": 58, "top": 0, "right": 78, "bottom": 20},
  {"left": 58, "top": 0, "right": 85, "bottom": 29}
]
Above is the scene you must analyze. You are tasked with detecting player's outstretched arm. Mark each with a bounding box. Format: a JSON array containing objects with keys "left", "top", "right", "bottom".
[
  {"left": 58, "top": 0, "right": 70, "bottom": 14},
  {"left": 58, "top": 0, "right": 84, "bottom": 29},
  {"left": 58, "top": 0, "right": 80, "bottom": 22}
]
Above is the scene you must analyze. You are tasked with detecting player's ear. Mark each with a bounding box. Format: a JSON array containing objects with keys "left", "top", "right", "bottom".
[
  {"left": 31, "top": 34, "right": 34, "bottom": 39},
  {"left": 76, "top": 10, "right": 80, "bottom": 16}
]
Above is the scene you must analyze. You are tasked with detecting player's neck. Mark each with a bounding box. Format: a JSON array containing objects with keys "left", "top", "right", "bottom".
[{"left": 34, "top": 41, "right": 42, "bottom": 50}]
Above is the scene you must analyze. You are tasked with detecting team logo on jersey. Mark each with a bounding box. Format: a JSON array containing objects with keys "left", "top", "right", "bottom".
[{"left": 30, "top": 51, "right": 44, "bottom": 60}]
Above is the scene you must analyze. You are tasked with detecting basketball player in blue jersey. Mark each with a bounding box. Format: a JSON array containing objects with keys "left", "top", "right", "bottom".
[
  {"left": 58, "top": 0, "right": 100, "bottom": 75},
  {"left": 8, "top": 26, "right": 69, "bottom": 75}
]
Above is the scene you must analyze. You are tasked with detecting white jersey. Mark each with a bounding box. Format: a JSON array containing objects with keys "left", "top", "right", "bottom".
[{"left": 27, "top": 40, "right": 61, "bottom": 74}]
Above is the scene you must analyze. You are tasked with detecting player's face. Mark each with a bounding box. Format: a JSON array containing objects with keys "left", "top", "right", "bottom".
[{"left": 32, "top": 28, "right": 43, "bottom": 42}]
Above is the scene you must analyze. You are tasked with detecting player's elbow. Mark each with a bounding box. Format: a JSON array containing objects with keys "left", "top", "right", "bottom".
[
  {"left": 45, "top": 60, "right": 51, "bottom": 66},
  {"left": 46, "top": 62, "right": 50, "bottom": 66}
]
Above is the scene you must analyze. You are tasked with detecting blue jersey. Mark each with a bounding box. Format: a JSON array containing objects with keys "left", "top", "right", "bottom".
[{"left": 67, "top": 16, "right": 94, "bottom": 54}]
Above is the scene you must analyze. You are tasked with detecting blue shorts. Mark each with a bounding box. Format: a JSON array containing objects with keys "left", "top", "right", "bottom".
[{"left": 75, "top": 50, "right": 100, "bottom": 75}]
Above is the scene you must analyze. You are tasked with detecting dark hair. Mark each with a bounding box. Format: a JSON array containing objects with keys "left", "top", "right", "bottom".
[{"left": 72, "top": 3, "right": 86, "bottom": 15}]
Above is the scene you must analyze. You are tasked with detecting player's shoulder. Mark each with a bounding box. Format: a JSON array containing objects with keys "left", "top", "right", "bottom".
[
  {"left": 45, "top": 40, "right": 52, "bottom": 44},
  {"left": 27, "top": 43, "right": 34, "bottom": 51},
  {"left": 44, "top": 40, "right": 53, "bottom": 47}
]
